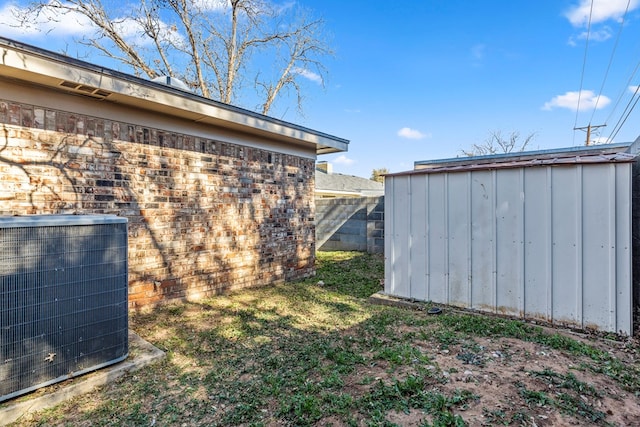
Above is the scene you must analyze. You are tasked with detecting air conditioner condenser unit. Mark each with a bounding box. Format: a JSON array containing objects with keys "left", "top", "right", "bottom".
[{"left": 0, "top": 215, "right": 128, "bottom": 402}]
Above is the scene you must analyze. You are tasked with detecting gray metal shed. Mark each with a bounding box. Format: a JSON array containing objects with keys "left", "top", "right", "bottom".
[{"left": 384, "top": 142, "right": 639, "bottom": 335}]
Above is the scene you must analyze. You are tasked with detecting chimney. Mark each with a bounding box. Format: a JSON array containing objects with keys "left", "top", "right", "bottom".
[{"left": 316, "top": 161, "right": 333, "bottom": 174}]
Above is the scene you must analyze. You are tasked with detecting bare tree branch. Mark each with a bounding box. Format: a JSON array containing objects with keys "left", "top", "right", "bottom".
[
  {"left": 18, "top": 0, "right": 331, "bottom": 115},
  {"left": 137, "top": 0, "right": 174, "bottom": 77},
  {"left": 461, "top": 130, "right": 537, "bottom": 157},
  {"left": 255, "top": 16, "right": 331, "bottom": 114},
  {"left": 164, "top": 0, "right": 210, "bottom": 97}
]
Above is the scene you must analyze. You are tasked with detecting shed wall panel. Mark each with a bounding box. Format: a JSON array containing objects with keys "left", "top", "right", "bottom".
[
  {"left": 428, "top": 175, "right": 448, "bottom": 302},
  {"left": 470, "top": 171, "right": 495, "bottom": 310},
  {"left": 409, "top": 175, "right": 428, "bottom": 299},
  {"left": 550, "top": 166, "right": 581, "bottom": 324},
  {"left": 581, "top": 164, "right": 614, "bottom": 330},
  {"left": 385, "top": 162, "right": 633, "bottom": 334},
  {"left": 495, "top": 169, "right": 524, "bottom": 316},
  {"left": 386, "top": 176, "right": 411, "bottom": 297},
  {"left": 615, "top": 165, "right": 632, "bottom": 333},
  {"left": 447, "top": 173, "right": 471, "bottom": 306},
  {"left": 523, "top": 168, "right": 551, "bottom": 319}
]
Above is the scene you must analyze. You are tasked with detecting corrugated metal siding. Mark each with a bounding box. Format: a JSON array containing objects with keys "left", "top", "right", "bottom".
[{"left": 384, "top": 163, "right": 632, "bottom": 334}]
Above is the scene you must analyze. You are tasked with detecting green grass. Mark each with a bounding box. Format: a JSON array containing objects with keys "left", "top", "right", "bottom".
[
  {"left": 313, "top": 250, "right": 385, "bottom": 298},
  {"left": 7, "top": 251, "right": 640, "bottom": 426},
  {"left": 516, "top": 373, "right": 611, "bottom": 426}
]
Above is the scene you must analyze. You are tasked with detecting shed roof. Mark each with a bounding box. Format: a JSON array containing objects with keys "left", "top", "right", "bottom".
[
  {"left": 389, "top": 142, "right": 637, "bottom": 177},
  {"left": 0, "top": 37, "right": 348, "bottom": 155}
]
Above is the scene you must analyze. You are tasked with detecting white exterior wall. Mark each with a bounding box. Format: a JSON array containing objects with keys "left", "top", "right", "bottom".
[{"left": 384, "top": 163, "right": 633, "bottom": 334}]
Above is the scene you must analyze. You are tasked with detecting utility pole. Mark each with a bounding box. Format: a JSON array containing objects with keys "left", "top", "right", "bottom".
[{"left": 574, "top": 124, "right": 606, "bottom": 146}]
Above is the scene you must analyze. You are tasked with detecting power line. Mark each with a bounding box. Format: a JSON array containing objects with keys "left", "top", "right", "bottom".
[
  {"left": 588, "top": 0, "right": 631, "bottom": 125},
  {"left": 607, "top": 84, "right": 640, "bottom": 143},
  {"left": 603, "top": 58, "right": 640, "bottom": 127},
  {"left": 573, "top": 0, "right": 595, "bottom": 136},
  {"left": 601, "top": 19, "right": 640, "bottom": 142}
]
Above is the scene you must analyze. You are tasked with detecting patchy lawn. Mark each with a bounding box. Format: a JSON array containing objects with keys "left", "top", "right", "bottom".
[{"left": 8, "top": 251, "right": 640, "bottom": 426}]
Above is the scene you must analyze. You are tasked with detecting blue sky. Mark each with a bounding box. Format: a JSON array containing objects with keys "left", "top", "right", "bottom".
[
  {"left": 303, "top": 0, "right": 640, "bottom": 177},
  {"left": 2, "top": 0, "right": 640, "bottom": 178}
]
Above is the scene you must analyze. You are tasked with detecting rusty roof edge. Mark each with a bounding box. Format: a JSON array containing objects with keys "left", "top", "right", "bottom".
[
  {"left": 415, "top": 142, "right": 632, "bottom": 167},
  {"left": 390, "top": 149, "right": 638, "bottom": 177}
]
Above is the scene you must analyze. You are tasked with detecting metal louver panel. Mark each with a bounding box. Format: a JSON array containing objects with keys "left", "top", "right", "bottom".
[{"left": 0, "top": 215, "right": 128, "bottom": 402}]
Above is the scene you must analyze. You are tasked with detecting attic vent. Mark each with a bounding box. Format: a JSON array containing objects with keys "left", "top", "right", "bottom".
[
  {"left": 94, "top": 89, "right": 112, "bottom": 97},
  {"left": 58, "top": 81, "right": 112, "bottom": 99},
  {"left": 60, "top": 80, "right": 79, "bottom": 89},
  {"left": 151, "top": 76, "right": 192, "bottom": 92},
  {"left": 77, "top": 85, "right": 95, "bottom": 93}
]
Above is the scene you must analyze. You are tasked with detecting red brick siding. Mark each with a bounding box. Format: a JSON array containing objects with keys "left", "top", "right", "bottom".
[{"left": 0, "top": 100, "right": 316, "bottom": 308}]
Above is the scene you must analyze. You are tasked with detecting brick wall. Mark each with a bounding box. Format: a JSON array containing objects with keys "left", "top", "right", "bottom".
[
  {"left": 315, "top": 196, "right": 384, "bottom": 253},
  {"left": 0, "top": 99, "right": 316, "bottom": 308}
]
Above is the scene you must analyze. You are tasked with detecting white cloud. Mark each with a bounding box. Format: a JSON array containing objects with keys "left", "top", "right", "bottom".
[
  {"left": 589, "top": 27, "right": 613, "bottom": 41},
  {"left": 542, "top": 90, "right": 611, "bottom": 111},
  {"left": 0, "top": 4, "right": 30, "bottom": 38},
  {"left": 292, "top": 67, "right": 323, "bottom": 84},
  {"left": 0, "top": 2, "right": 95, "bottom": 38},
  {"left": 193, "top": 0, "right": 229, "bottom": 11},
  {"left": 112, "top": 17, "right": 185, "bottom": 48},
  {"left": 112, "top": 18, "right": 148, "bottom": 43},
  {"left": 0, "top": 2, "right": 185, "bottom": 49},
  {"left": 333, "top": 155, "right": 354, "bottom": 166},
  {"left": 630, "top": 85, "right": 640, "bottom": 93},
  {"left": 397, "top": 127, "right": 429, "bottom": 140},
  {"left": 568, "top": 26, "right": 613, "bottom": 46},
  {"left": 565, "top": 0, "right": 640, "bottom": 27}
]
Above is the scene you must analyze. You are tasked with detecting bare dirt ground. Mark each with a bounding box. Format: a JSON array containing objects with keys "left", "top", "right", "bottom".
[
  {"left": 340, "top": 324, "right": 640, "bottom": 427},
  {"left": 438, "top": 338, "right": 637, "bottom": 426}
]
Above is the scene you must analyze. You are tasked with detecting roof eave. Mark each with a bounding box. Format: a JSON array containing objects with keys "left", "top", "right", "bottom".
[{"left": 0, "top": 37, "right": 349, "bottom": 155}]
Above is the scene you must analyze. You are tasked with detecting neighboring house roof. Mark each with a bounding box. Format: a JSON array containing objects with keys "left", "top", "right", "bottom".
[
  {"left": 315, "top": 169, "right": 384, "bottom": 198},
  {"left": 0, "top": 37, "right": 348, "bottom": 155},
  {"left": 396, "top": 142, "right": 638, "bottom": 177}
]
